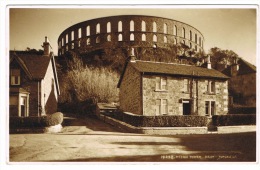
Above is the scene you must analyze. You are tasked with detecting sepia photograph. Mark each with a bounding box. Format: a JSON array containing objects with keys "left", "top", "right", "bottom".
[{"left": 7, "top": 5, "right": 257, "bottom": 164}]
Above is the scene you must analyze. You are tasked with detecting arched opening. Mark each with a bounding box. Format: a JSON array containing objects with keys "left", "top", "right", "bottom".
[
  {"left": 107, "top": 35, "right": 111, "bottom": 41},
  {"left": 66, "top": 34, "right": 68, "bottom": 43},
  {"left": 142, "top": 34, "right": 146, "bottom": 41},
  {"left": 164, "top": 23, "right": 167, "bottom": 34},
  {"left": 118, "top": 21, "right": 122, "bottom": 32},
  {"left": 96, "top": 23, "right": 100, "bottom": 34},
  {"left": 86, "top": 26, "right": 90, "bottom": 36},
  {"left": 71, "top": 31, "right": 74, "bottom": 41},
  {"left": 130, "top": 20, "right": 134, "bottom": 31},
  {"left": 182, "top": 27, "right": 185, "bottom": 38},
  {"left": 118, "top": 34, "right": 123, "bottom": 41},
  {"left": 107, "top": 22, "right": 111, "bottom": 33},
  {"left": 86, "top": 38, "right": 90, "bottom": 45},
  {"left": 164, "top": 36, "right": 168, "bottom": 43},
  {"left": 141, "top": 21, "right": 146, "bottom": 32},
  {"left": 130, "top": 33, "right": 134, "bottom": 41},
  {"left": 174, "top": 25, "right": 177, "bottom": 36},
  {"left": 190, "top": 30, "right": 192, "bottom": 41},
  {"left": 78, "top": 28, "right": 82, "bottom": 38},
  {"left": 96, "top": 36, "right": 100, "bottom": 43},
  {"left": 153, "top": 34, "right": 157, "bottom": 42},
  {"left": 153, "top": 22, "right": 157, "bottom": 32}
]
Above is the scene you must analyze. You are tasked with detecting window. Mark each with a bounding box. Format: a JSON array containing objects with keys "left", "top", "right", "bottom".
[
  {"left": 58, "top": 41, "right": 61, "bottom": 49},
  {"left": 156, "top": 99, "right": 168, "bottom": 115},
  {"left": 66, "top": 45, "right": 68, "bottom": 51},
  {"left": 62, "top": 38, "right": 64, "bottom": 46},
  {"left": 11, "top": 69, "right": 20, "bottom": 85},
  {"left": 107, "top": 22, "right": 111, "bottom": 33},
  {"left": 141, "top": 21, "right": 146, "bottom": 32},
  {"left": 96, "top": 36, "right": 100, "bottom": 43},
  {"left": 183, "top": 78, "right": 190, "bottom": 92},
  {"left": 205, "top": 101, "right": 215, "bottom": 116},
  {"left": 153, "top": 22, "right": 157, "bottom": 32},
  {"left": 96, "top": 23, "right": 100, "bottom": 34},
  {"left": 156, "top": 76, "right": 167, "bottom": 91},
  {"left": 71, "top": 43, "right": 74, "bottom": 49},
  {"left": 182, "top": 27, "right": 185, "bottom": 38},
  {"left": 71, "top": 31, "right": 74, "bottom": 41},
  {"left": 78, "top": 28, "right": 82, "bottom": 38},
  {"left": 86, "top": 38, "right": 90, "bottom": 45},
  {"left": 118, "top": 34, "right": 123, "bottom": 41},
  {"left": 174, "top": 38, "right": 177, "bottom": 45},
  {"left": 107, "top": 35, "right": 111, "bottom": 41},
  {"left": 164, "top": 36, "right": 168, "bottom": 43},
  {"left": 78, "top": 40, "right": 81, "bottom": 47},
  {"left": 173, "top": 25, "right": 177, "bottom": 36},
  {"left": 130, "top": 33, "right": 134, "bottom": 41},
  {"left": 118, "top": 21, "right": 122, "bottom": 32},
  {"left": 153, "top": 34, "right": 157, "bottom": 42},
  {"left": 142, "top": 34, "right": 146, "bottom": 41},
  {"left": 86, "top": 26, "right": 90, "bottom": 36},
  {"left": 195, "top": 34, "right": 197, "bottom": 43},
  {"left": 164, "top": 23, "right": 167, "bottom": 34},
  {"left": 190, "top": 30, "right": 192, "bottom": 41},
  {"left": 199, "top": 37, "right": 201, "bottom": 46},
  {"left": 66, "top": 34, "right": 68, "bottom": 43},
  {"left": 130, "top": 20, "right": 134, "bottom": 31},
  {"left": 206, "top": 80, "right": 215, "bottom": 93},
  {"left": 195, "top": 45, "right": 197, "bottom": 52},
  {"left": 190, "top": 42, "right": 192, "bottom": 49}
]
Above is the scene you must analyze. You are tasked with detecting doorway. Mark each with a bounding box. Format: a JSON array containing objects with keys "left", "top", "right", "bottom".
[{"left": 183, "top": 102, "right": 191, "bottom": 115}]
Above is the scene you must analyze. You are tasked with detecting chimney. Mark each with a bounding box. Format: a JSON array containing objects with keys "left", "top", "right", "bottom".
[
  {"left": 43, "top": 36, "right": 52, "bottom": 55},
  {"left": 207, "top": 55, "right": 211, "bottom": 69},
  {"left": 130, "top": 47, "right": 136, "bottom": 63}
]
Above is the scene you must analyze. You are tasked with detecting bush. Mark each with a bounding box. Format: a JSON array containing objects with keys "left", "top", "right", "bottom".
[
  {"left": 212, "top": 114, "right": 256, "bottom": 126},
  {"left": 229, "top": 107, "right": 256, "bottom": 114},
  {"left": 46, "top": 112, "right": 64, "bottom": 126},
  {"left": 103, "top": 111, "right": 208, "bottom": 127},
  {"left": 9, "top": 116, "right": 48, "bottom": 129}
]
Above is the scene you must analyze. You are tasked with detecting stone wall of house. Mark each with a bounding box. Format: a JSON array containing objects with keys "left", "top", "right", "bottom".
[
  {"left": 42, "top": 59, "right": 58, "bottom": 115},
  {"left": 142, "top": 75, "right": 228, "bottom": 116},
  {"left": 119, "top": 63, "right": 142, "bottom": 115},
  {"left": 229, "top": 73, "right": 256, "bottom": 106}
]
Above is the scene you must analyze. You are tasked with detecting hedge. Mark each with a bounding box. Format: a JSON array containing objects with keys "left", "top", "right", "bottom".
[
  {"left": 212, "top": 114, "right": 256, "bottom": 126},
  {"left": 10, "top": 112, "right": 64, "bottom": 129},
  {"left": 103, "top": 111, "right": 208, "bottom": 127}
]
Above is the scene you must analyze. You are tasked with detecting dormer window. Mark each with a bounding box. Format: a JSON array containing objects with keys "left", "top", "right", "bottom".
[{"left": 11, "top": 69, "right": 20, "bottom": 85}]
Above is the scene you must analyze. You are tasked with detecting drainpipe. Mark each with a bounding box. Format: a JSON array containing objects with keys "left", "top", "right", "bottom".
[{"left": 38, "top": 80, "right": 40, "bottom": 117}]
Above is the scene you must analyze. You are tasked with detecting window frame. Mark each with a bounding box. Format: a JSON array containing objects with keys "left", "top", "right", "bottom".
[
  {"left": 156, "top": 99, "right": 168, "bottom": 115},
  {"left": 10, "top": 69, "right": 21, "bottom": 86},
  {"left": 155, "top": 76, "right": 167, "bottom": 91}
]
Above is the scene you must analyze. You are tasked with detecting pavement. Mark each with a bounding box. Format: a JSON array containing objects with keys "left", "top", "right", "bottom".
[{"left": 9, "top": 115, "right": 257, "bottom": 162}]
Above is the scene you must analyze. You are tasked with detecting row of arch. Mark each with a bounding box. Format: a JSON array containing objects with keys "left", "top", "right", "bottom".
[{"left": 60, "top": 20, "right": 203, "bottom": 47}]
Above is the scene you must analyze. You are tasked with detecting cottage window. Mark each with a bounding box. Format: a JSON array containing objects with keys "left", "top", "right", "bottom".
[
  {"left": 156, "top": 99, "right": 168, "bottom": 115},
  {"left": 207, "top": 80, "right": 215, "bottom": 94},
  {"left": 156, "top": 76, "right": 167, "bottom": 91},
  {"left": 183, "top": 78, "right": 190, "bottom": 92},
  {"left": 182, "top": 27, "right": 185, "bottom": 38},
  {"left": 205, "top": 101, "right": 215, "bottom": 116},
  {"left": 11, "top": 69, "right": 20, "bottom": 85}
]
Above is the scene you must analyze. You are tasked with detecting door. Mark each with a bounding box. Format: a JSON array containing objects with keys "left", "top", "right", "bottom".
[
  {"left": 20, "top": 97, "right": 27, "bottom": 117},
  {"left": 183, "top": 102, "right": 191, "bottom": 115}
]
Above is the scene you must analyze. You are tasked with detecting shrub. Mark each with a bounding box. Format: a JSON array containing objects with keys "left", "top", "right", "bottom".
[
  {"left": 103, "top": 111, "right": 208, "bottom": 127},
  {"left": 9, "top": 116, "right": 47, "bottom": 129},
  {"left": 46, "top": 112, "right": 64, "bottom": 126},
  {"left": 212, "top": 114, "right": 256, "bottom": 126}
]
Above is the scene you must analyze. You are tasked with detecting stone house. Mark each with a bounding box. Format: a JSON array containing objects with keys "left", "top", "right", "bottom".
[
  {"left": 222, "top": 58, "right": 256, "bottom": 106},
  {"left": 9, "top": 37, "right": 60, "bottom": 117},
  {"left": 117, "top": 55, "right": 229, "bottom": 117}
]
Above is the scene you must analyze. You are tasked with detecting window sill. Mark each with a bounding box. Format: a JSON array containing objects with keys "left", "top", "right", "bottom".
[
  {"left": 154, "top": 89, "right": 168, "bottom": 92},
  {"left": 204, "top": 92, "right": 216, "bottom": 95}
]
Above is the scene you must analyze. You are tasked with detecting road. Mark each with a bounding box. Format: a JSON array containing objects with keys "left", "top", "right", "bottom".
[{"left": 9, "top": 115, "right": 256, "bottom": 162}]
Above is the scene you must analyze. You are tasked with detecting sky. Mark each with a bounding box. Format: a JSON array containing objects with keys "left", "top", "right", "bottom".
[{"left": 9, "top": 6, "right": 257, "bottom": 65}]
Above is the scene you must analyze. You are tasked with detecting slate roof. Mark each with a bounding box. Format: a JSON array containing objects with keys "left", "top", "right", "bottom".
[
  {"left": 222, "top": 59, "right": 256, "bottom": 77},
  {"left": 118, "top": 60, "right": 229, "bottom": 87},
  {"left": 10, "top": 52, "right": 51, "bottom": 80}
]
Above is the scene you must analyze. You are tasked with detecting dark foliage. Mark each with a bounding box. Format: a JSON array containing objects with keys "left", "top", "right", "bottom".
[
  {"left": 212, "top": 114, "right": 256, "bottom": 126},
  {"left": 103, "top": 111, "right": 208, "bottom": 127},
  {"left": 9, "top": 116, "right": 48, "bottom": 129},
  {"left": 45, "top": 112, "right": 64, "bottom": 126}
]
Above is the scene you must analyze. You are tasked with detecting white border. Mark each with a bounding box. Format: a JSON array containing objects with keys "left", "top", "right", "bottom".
[{"left": 2, "top": 1, "right": 260, "bottom": 170}]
